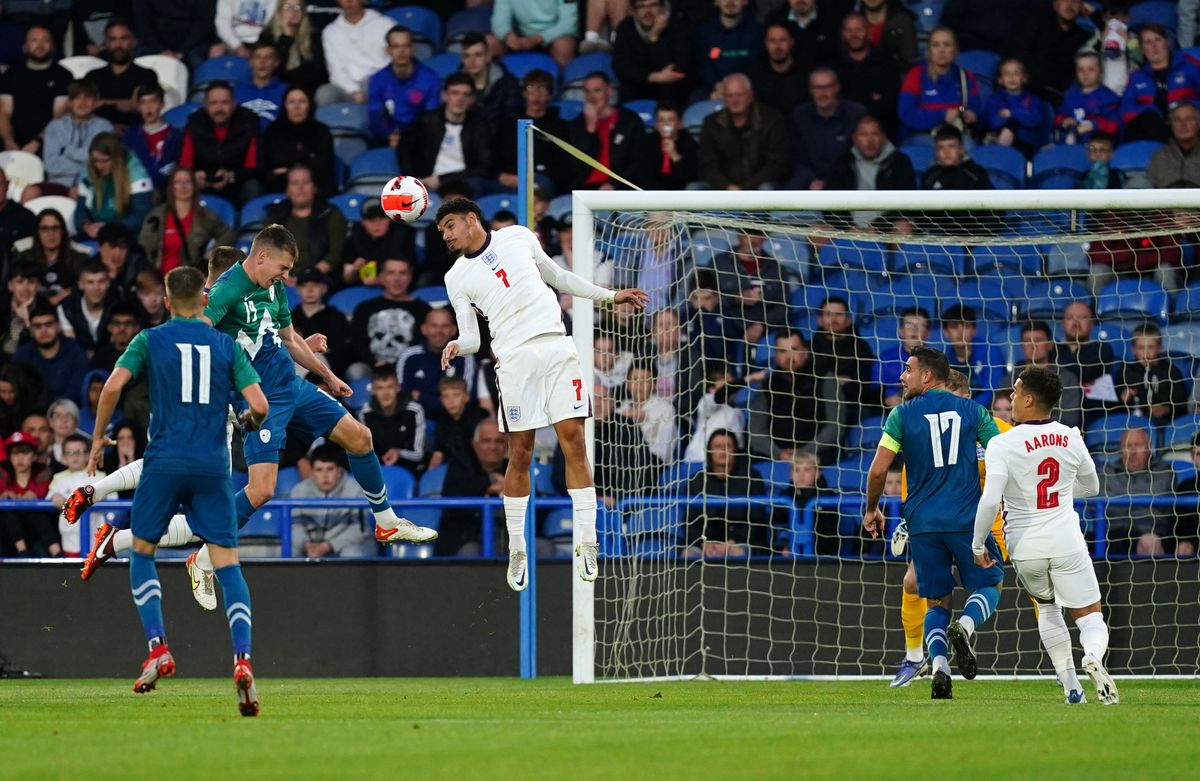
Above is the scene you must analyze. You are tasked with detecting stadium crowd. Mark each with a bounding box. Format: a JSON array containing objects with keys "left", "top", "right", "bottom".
[{"left": 1, "top": 0, "right": 1200, "bottom": 559}]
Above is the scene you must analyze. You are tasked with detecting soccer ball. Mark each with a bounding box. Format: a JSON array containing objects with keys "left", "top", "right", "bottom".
[{"left": 380, "top": 176, "right": 429, "bottom": 223}]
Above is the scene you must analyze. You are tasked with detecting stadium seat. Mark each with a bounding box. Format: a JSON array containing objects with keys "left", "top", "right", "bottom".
[
  {"left": 477, "top": 193, "right": 517, "bottom": 220},
  {"left": 163, "top": 101, "right": 201, "bottom": 129},
  {"left": 346, "top": 148, "right": 399, "bottom": 190},
  {"left": 659, "top": 462, "right": 703, "bottom": 490},
  {"left": 199, "top": 195, "right": 236, "bottom": 228},
  {"left": 753, "top": 461, "right": 792, "bottom": 493},
  {"left": 547, "top": 193, "right": 572, "bottom": 222},
  {"left": 23, "top": 195, "right": 76, "bottom": 229},
  {"left": 1163, "top": 322, "right": 1200, "bottom": 360},
  {"left": 818, "top": 238, "right": 889, "bottom": 273},
  {"left": 764, "top": 234, "right": 811, "bottom": 280},
  {"left": 898, "top": 143, "right": 934, "bottom": 178},
  {"left": 532, "top": 463, "right": 557, "bottom": 496},
  {"left": 1084, "top": 412, "right": 1151, "bottom": 454},
  {"left": 1174, "top": 281, "right": 1200, "bottom": 321},
  {"left": 348, "top": 375, "right": 371, "bottom": 412},
  {"left": 240, "top": 507, "right": 282, "bottom": 538},
  {"left": 542, "top": 507, "right": 575, "bottom": 538},
  {"left": 58, "top": 55, "right": 104, "bottom": 79},
  {"left": 550, "top": 99, "right": 583, "bottom": 120},
  {"left": 1096, "top": 278, "right": 1170, "bottom": 324},
  {"left": 971, "top": 144, "right": 1027, "bottom": 189},
  {"left": 958, "top": 49, "right": 1000, "bottom": 82},
  {"left": 419, "top": 464, "right": 448, "bottom": 496},
  {"left": 623, "top": 99, "right": 657, "bottom": 126},
  {"left": 1014, "top": 278, "right": 1090, "bottom": 320},
  {"left": 689, "top": 229, "right": 735, "bottom": 267},
  {"left": 316, "top": 101, "right": 367, "bottom": 133},
  {"left": 858, "top": 274, "right": 941, "bottom": 319},
  {"left": 824, "top": 452, "right": 873, "bottom": 492},
  {"left": 560, "top": 52, "right": 616, "bottom": 101},
  {"left": 191, "top": 55, "right": 251, "bottom": 95},
  {"left": 1110, "top": 140, "right": 1162, "bottom": 187},
  {"left": 892, "top": 243, "right": 966, "bottom": 275},
  {"left": 384, "top": 6, "right": 442, "bottom": 59},
  {"left": 859, "top": 315, "right": 901, "bottom": 356},
  {"left": 412, "top": 285, "right": 449, "bottom": 305},
  {"left": 134, "top": 54, "right": 189, "bottom": 108},
  {"left": 955, "top": 277, "right": 1013, "bottom": 322},
  {"left": 239, "top": 193, "right": 285, "bottom": 229},
  {"left": 0, "top": 150, "right": 44, "bottom": 200},
  {"left": 500, "top": 52, "right": 560, "bottom": 83},
  {"left": 971, "top": 243, "right": 1043, "bottom": 276},
  {"left": 424, "top": 51, "right": 462, "bottom": 80},
  {"left": 1093, "top": 320, "right": 1132, "bottom": 362},
  {"left": 443, "top": 5, "right": 493, "bottom": 52},
  {"left": 1044, "top": 242, "right": 1090, "bottom": 276},
  {"left": 683, "top": 99, "right": 723, "bottom": 134},
  {"left": 911, "top": 0, "right": 945, "bottom": 34},
  {"left": 1164, "top": 413, "right": 1200, "bottom": 451},
  {"left": 275, "top": 466, "right": 302, "bottom": 497},
  {"left": 329, "top": 192, "right": 367, "bottom": 222},
  {"left": 328, "top": 285, "right": 382, "bottom": 315},
  {"left": 1129, "top": 2, "right": 1178, "bottom": 33},
  {"left": 1031, "top": 144, "right": 1089, "bottom": 188},
  {"left": 381, "top": 465, "right": 415, "bottom": 500},
  {"left": 847, "top": 416, "right": 885, "bottom": 451}
]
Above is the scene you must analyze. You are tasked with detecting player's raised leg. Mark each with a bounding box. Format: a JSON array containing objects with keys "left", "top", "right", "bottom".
[
  {"left": 61, "top": 458, "right": 144, "bottom": 525},
  {"left": 82, "top": 512, "right": 196, "bottom": 581},
  {"left": 502, "top": 429, "right": 535, "bottom": 592},
  {"left": 891, "top": 563, "right": 928, "bottom": 688},
  {"left": 948, "top": 533, "right": 1004, "bottom": 680}
]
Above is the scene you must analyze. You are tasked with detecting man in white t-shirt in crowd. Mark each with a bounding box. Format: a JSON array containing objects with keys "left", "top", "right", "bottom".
[
  {"left": 437, "top": 197, "right": 648, "bottom": 591},
  {"left": 318, "top": 0, "right": 393, "bottom": 105},
  {"left": 972, "top": 366, "right": 1118, "bottom": 705}
]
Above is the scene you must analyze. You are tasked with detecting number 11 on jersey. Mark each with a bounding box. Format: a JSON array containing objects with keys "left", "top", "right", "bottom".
[{"left": 177, "top": 343, "right": 212, "bottom": 404}]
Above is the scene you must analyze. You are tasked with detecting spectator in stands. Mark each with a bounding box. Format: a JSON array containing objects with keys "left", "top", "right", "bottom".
[
  {"left": 319, "top": 0, "right": 394, "bottom": 106},
  {"left": 21, "top": 412, "right": 54, "bottom": 469},
  {"left": 350, "top": 257, "right": 429, "bottom": 367},
  {"left": 920, "top": 124, "right": 993, "bottom": 189},
  {"left": 3, "top": 262, "right": 42, "bottom": 355},
  {"left": 12, "top": 304, "right": 90, "bottom": 406},
  {"left": 96, "top": 223, "right": 147, "bottom": 301},
  {"left": 646, "top": 307, "right": 681, "bottom": 398},
  {"left": 358, "top": 365, "right": 426, "bottom": 474},
  {"left": 1057, "top": 52, "right": 1120, "bottom": 145},
  {"left": 617, "top": 361, "right": 677, "bottom": 463},
  {"left": 438, "top": 417, "right": 509, "bottom": 556},
  {"left": 644, "top": 103, "right": 699, "bottom": 190},
  {"left": 427, "top": 376, "right": 487, "bottom": 471},
  {"left": 341, "top": 199, "right": 416, "bottom": 288},
  {"left": 47, "top": 432, "right": 98, "bottom": 555},
  {"left": 99, "top": 418, "right": 145, "bottom": 482},
  {"left": 290, "top": 444, "right": 377, "bottom": 558},
  {"left": 366, "top": 25, "right": 443, "bottom": 146},
  {"left": 57, "top": 260, "right": 114, "bottom": 355},
  {"left": 681, "top": 361, "right": 744, "bottom": 463},
  {"left": 1115, "top": 322, "right": 1189, "bottom": 425},
  {"left": 491, "top": 0, "right": 579, "bottom": 69},
  {"left": 90, "top": 302, "right": 141, "bottom": 372},
  {"left": 122, "top": 83, "right": 183, "bottom": 192},
  {"left": 42, "top": 79, "right": 114, "bottom": 190},
  {"left": 235, "top": 41, "right": 288, "bottom": 123},
  {"left": 258, "top": 0, "right": 328, "bottom": 95},
  {"left": 397, "top": 307, "right": 477, "bottom": 417},
  {"left": 88, "top": 19, "right": 159, "bottom": 130},
  {"left": 835, "top": 13, "right": 901, "bottom": 138},
  {"left": 1077, "top": 131, "right": 1125, "bottom": 188},
  {"left": 565, "top": 72, "right": 644, "bottom": 190},
  {"left": 696, "top": 0, "right": 762, "bottom": 95},
  {"left": 1013, "top": 0, "right": 1095, "bottom": 103},
  {"left": 0, "top": 168, "right": 36, "bottom": 260},
  {"left": 594, "top": 333, "right": 632, "bottom": 391},
  {"left": 18, "top": 209, "right": 85, "bottom": 306},
  {"left": 139, "top": 168, "right": 235, "bottom": 274},
  {"left": 401, "top": 73, "right": 495, "bottom": 194},
  {"left": 789, "top": 67, "right": 866, "bottom": 190},
  {"left": 612, "top": 0, "right": 693, "bottom": 107},
  {"left": 1169, "top": 432, "right": 1200, "bottom": 556},
  {"left": 985, "top": 57, "right": 1053, "bottom": 158},
  {"left": 810, "top": 294, "right": 879, "bottom": 419},
  {"left": 45, "top": 397, "right": 84, "bottom": 467},
  {"left": 0, "top": 23, "right": 71, "bottom": 155},
  {"left": 179, "top": 82, "right": 261, "bottom": 206},
  {"left": 0, "top": 365, "right": 38, "bottom": 438},
  {"left": 590, "top": 381, "right": 658, "bottom": 505},
  {"left": 698, "top": 73, "right": 790, "bottom": 190},
  {"left": 685, "top": 428, "right": 766, "bottom": 557},
  {"left": 750, "top": 23, "right": 807, "bottom": 115},
  {"left": 459, "top": 33, "right": 521, "bottom": 124},
  {"left": 897, "top": 26, "right": 982, "bottom": 142},
  {"left": 877, "top": 306, "right": 929, "bottom": 407},
  {"left": 0, "top": 431, "right": 55, "bottom": 557},
  {"left": 824, "top": 114, "right": 914, "bottom": 229},
  {"left": 131, "top": 0, "right": 216, "bottom": 68},
  {"left": 1101, "top": 425, "right": 1177, "bottom": 554},
  {"left": 939, "top": 304, "right": 1005, "bottom": 406},
  {"left": 1054, "top": 299, "right": 1116, "bottom": 391},
  {"left": 133, "top": 268, "right": 166, "bottom": 327},
  {"left": 264, "top": 163, "right": 347, "bottom": 278},
  {"left": 213, "top": 0, "right": 277, "bottom": 58},
  {"left": 262, "top": 86, "right": 336, "bottom": 195},
  {"left": 749, "top": 329, "right": 842, "bottom": 463},
  {"left": 859, "top": 0, "right": 917, "bottom": 74},
  {"left": 289, "top": 268, "right": 351, "bottom": 376},
  {"left": 1149, "top": 102, "right": 1200, "bottom": 188},
  {"left": 74, "top": 132, "right": 154, "bottom": 238},
  {"left": 782, "top": 448, "right": 843, "bottom": 555},
  {"left": 712, "top": 229, "right": 789, "bottom": 328},
  {"left": 764, "top": 0, "right": 837, "bottom": 74},
  {"left": 940, "top": 0, "right": 1027, "bottom": 54},
  {"left": 990, "top": 388, "right": 1014, "bottom": 425},
  {"left": 495, "top": 70, "right": 568, "bottom": 195},
  {"left": 1003, "top": 319, "right": 1083, "bottom": 428},
  {"left": 1120, "top": 23, "right": 1200, "bottom": 143}
]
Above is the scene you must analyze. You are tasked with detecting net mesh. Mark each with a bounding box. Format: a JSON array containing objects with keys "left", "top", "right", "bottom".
[{"left": 586, "top": 203, "right": 1200, "bottom": 680}]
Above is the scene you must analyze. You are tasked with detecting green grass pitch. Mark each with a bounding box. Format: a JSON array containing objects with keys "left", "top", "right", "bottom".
[{"left": 2, "top": 678, "right": 1198, "bottom": 780}]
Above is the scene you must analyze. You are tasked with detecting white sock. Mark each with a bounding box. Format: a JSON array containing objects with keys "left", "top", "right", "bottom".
[
  {"left": 584, "top": 30, "right": 600, "bottom": 41},
  {"left": 1037, "top": 603, "right": 1082, "bottom": 694},
  {"left": 906, "top": 647, "right": 924, "bottom": 664},
  {"left": 569, "top": 487, "right": 598, "bottom": 545},
  {"left": 933, "top": 654, "right": 951, "bottom": 675},
  {"left": 1075, "top": 611, "right": 1110, "bottom": 661},
  {"left": 195, "top": 544, "right": 214, "bottom": 573},
  {"left": 504, "top": 495, "right": 529, "bottom": 554},
  {"left": 374, "top": 507, "right": 401, "bottom": 529},
  {"left": 91, "top": 459, "right": 143, "bottom": 498},
  {"left": 958, "top": 615, "right": 976, "bottom": 637},
  {"left": 112, "top": 529, "right": 133, "bottom": 554},
  {"left": 160, "top": 514, "right": 197, "bottom": 548}
]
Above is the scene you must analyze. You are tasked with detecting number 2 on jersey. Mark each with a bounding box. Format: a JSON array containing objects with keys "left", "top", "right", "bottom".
[
  {"left": 495, "top": 269, "right": 510, "bottom": 288},
  {"left": 923, "top": 411, "right": 961, "bottom": 468},
  {"left": 177, "top": 343, "right": 212, "bottom": 405},
  {"left": 1036, "top": 457, "right": 1060, "bottom": 509}
]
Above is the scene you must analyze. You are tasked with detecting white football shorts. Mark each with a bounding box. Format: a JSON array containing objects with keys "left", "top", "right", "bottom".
[
  {"left": 495, "top": 334, "right": 588, "bottom": 432},
  {"left": 1012, "top": 549, "right": 1102, "bottom": 608}
]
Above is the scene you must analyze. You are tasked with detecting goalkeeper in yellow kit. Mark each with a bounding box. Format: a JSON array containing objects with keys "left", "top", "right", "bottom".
[{"left": 888, "top": 370, "right": 1013, "bottom": 687}]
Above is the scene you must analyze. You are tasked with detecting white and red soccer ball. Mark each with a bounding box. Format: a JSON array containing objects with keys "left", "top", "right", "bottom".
[{"left": 380, "top": 175, "right": 429, "bottom": 223}]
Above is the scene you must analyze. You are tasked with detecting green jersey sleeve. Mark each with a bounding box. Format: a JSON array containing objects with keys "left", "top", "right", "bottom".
[
  {"left": 114, "top": 331, "right": 150, "bottom": 380},
  {"left": 232, "top": 345, "right": 261, "bottom": 391},
  {"left": 977, "top": 406, "right": 1001, "bottom": 445},
  {"left": 204, "top": 263, "right": 254, "bottom": 325},
  {"left": 273, "top": 281, "right": 292, "bottom": 329},
  {"left": 880, "top": 407, "right": 903, "bottom": 453}
]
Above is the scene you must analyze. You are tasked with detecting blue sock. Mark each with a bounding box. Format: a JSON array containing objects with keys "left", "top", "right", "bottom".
[
  {"left": 962, "top": 586, "right": 1001, "bottom": 636},
  {"left": 925, "top": 605, "right": 951, "bottom": 670},
  {"left": 234, "top": 490, "right": 256, "bottom": 530},
  {"left": 215, "top": 564, "right": 252, "bottom": 657},
  {"left": 346, "top": 450, "right": 390, "bottom": 516},
  {"left": 129, "top": 550, "right": 165, "bottom": 648}
]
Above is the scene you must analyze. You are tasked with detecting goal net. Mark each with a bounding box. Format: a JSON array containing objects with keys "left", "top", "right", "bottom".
[{"left": 569, "top": 189, "right": 1200, "bottom": 683}]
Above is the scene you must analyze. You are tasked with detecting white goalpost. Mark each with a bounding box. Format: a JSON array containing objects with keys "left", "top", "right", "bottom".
[{"left": 569, "top": 188, "right": 1200, "bottom": 684}]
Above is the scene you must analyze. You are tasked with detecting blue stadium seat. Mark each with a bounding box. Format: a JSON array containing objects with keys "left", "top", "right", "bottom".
[
  {"left": 1174, "top": 281, "right": 1200, "bottom": 321},
  {"left": 241, "top": 507, "right": 282, "bottom": 538},
  {"left": 284, "top": 285, "right": 300, "bottom": 310},
  {"left": 477, "top": 193, "right": 517, "bottom": 220},
  {"left": 1165, "top": 413, "right": 1200, "bottom": 451},
  {"left": 191, "top": 55, "right": 251, "bottom": 93},
  {"left": 764, "top": 234, "right": 811, "bottom": 279},
  {"left": 561, "top": 52, "right": 616, "bottom": 100},
  {"left": 1096, "top": 278, "right": 1171, "bottom": 324},
  {"left": 596, "top": 506, "right": 626, "bottom": 557},
  {"left": 551, "top": 99, "right": 582, "bottom": 120},
  {"left": 1032, "top": 144, "right": 1089, "bottom": 188},
  {"left": 424, "top": 51, "right": 462, "bottom": 80},
  {"left": 847, "top": 416, "right": 886, "bottom": 452},
  {"left": 384, "top": 6, "right": 442, "bottom": 59},
  {"left": 443, "top": 6, "right": 493, "bottom": 52},
  {"left": 1015, "top": 278, "right": 1091, "bottom": 320},
  {"left": 329, "top": 192, "right": 366, "bottom": 222},
  {"left": 823, "top": 452, "right": 873, "bottom": 492},
  {"left": 1110, "top": 140, "right": 1162, "bottom": 182},
  {"left": 328, "top": 285, "right": 382, "bottom": 315},
  {"left": 690, "top": 229, "right": 736, "bottom": 267},
  {"left": 381, "top": 465, "right": 415, "bottom": 500},
  {"left": 818, "top": 238, "right": 889, "bottom": 273},
  {"left": 911, "top": 0, "right": 945, "bottom": 34},
  {"left": 660, "top": 462, "right": 703, "bottom": 490},
  {"left": 1129, "top": 2, "right": 1178, "bottom": 33},
  {"left": 542, "top": 508, "right": 575, "bottom": 538},
  {"left": 500, "top": 52, "right": 560, "bottom": 83},
  {"left": 199, "top": 195, "right": 236, "bottom": 228},
  {"left": 347, "top": 375, "right": 371, "bottom": 412},
  {"left": 623, "top": 98, "right": 656, "bottom": 126},
  {"left": 1045, "top": 242, "right": 1091, "bottom": 276},
  {"left": 412, "top": 285, "right": 449, "bottom": 305},
  {"left": 955, "top": 277, "right": 1013, "bottom": 322},
  {"left": 532, "top": 462, "right": 557, "bottom": 496},
  {"left": 420, "top": 464, "right": 448, "bottom": 496},
  {"left": 898, "top": 143, "right": 934, "bottom": 178},
  {"left": 1163, "top": 322, "right": 1200, "bottom": 360},
  {"left": 858, "top": 274, "right": 941, "bottom": 318},
  {"left": 892, "top": 243, "right": 966, "bottom": 275},
  {"left": 971, "top": 144, "right": 1027, "bottom": 189},
  {"left": 971, "top": 244, "right": 1043, "bottom": 276},
  {"left": 683, "top": 99, "right": 723, "bottom": 134},
  {"left": 315, "top": 101, "right": 366, "bottom": 133},
  {"left": 753, "top": 461, "right": 792, "bottom": 493},
  {"left": 275, "top": 466, "right": 302, "bottom": 497},
  {"left": 163, "top": 101, "right": 200, "bottom": 129},
  {"left": 1093, "top": 320, "right": 1133, "bottom": 362},
  {"left": 1084, "top": 412, "right": 1151, "bottom": 453},
  {"left": 239, "top": 193, "right": 285, "bottom": 229},
  {"left": 347, "top": 148, "right": 398, "bottom": 189},
  {"left": 547, "top": 193, "right": 572, "bottom": 222},
  {"left": 958, "top": 49, "right": 1001, "bottom": 82}
]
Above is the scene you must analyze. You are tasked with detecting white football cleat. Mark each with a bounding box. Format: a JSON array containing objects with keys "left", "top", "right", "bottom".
[
  {"left": 890, "top": 520, "right": 909, "bottom": 556},
  {"left": 185, "top": 550, "right": 217, "bottom": 611},
  {"left": 574, "top": 542, "right": 598, "bottom": 582},
  {"left": 375, "top": 519, "right": 438, "bottom": 544},
  {"left": 507, "top": 550, "right": 528, "bottom": 592},
  {"left": 1082, "top": 654, "right": 1119, "bottom": 704}
]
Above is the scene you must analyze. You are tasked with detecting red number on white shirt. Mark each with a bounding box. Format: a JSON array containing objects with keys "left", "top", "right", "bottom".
[
  {"left": 572, "top": 379, "right": 582, "bottom": 400},
  {"left": 1036, "top": 457, "right": 1060, "bottom": 509},
  {"left": 495, "top": 269, "right": 510, "bottom": 288}
]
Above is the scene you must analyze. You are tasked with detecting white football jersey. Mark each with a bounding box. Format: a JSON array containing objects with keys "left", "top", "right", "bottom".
[{"left": 983, "top": 420, "right": 1097, "bottom": 559}]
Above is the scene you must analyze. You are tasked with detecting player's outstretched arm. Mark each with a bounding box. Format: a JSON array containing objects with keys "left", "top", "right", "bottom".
[
  {"left": 88, "top": 368, "right": 132, "bottom": 475},
  {"left": 279, "top": 324, "right": 352, "bottom": 397},
  {"left": 863, "top": 444, "right": 897, "bottom": 538}
]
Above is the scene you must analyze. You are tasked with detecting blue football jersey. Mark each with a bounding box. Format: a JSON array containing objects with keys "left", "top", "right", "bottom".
[
  {"left": 116, "top": 318, "right": 260, "bottom": 476},
  {"left": 881, "top": 389, "right": 1000, "bottom": 534}
]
